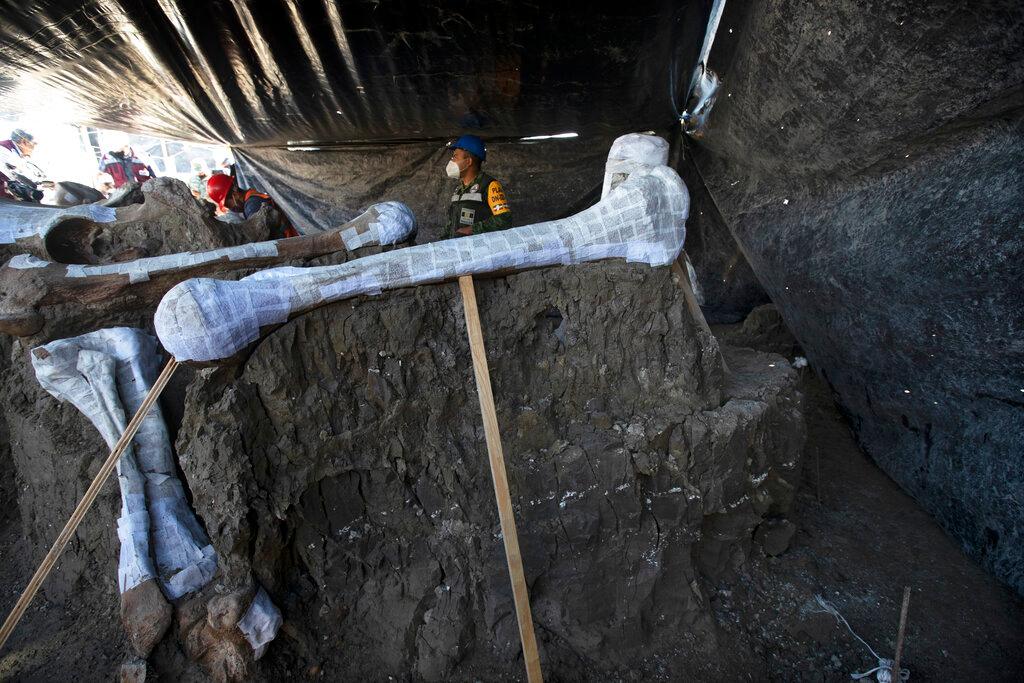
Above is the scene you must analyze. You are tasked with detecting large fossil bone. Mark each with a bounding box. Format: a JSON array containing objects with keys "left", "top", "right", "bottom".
[
  {"left": 0, "top": 177, "right": 275, "bottom": 265},
  {"left": 155, "top": 134, "right": 689, "bottom": 363},
  {"left": 0, "top": 201, "right": 416, "bottom": 338},
  {"left": 30, "top": 327, "right": 220, "bottom": 655},
  {"left": 0, "top": 201, "right": 118, "bottom": 262}
]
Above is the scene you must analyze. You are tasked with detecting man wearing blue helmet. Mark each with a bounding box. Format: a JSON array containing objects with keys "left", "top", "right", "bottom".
[{"left": 444, "top": 134, "right": 512, "bottom": 238}]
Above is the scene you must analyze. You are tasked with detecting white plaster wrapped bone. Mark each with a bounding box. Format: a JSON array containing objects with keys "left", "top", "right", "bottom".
[
  {"left": 0, "top": 202, "right": 117, "bottom": 246},
  {"left": 0, "top": 201, "right": 416, "bottom": 338},
  {"left": 155, "top": 135, "right": 688, "bottom": 362},
  {"left": 7, "top": 200, "right": 413, "bottom": 282},
  {"left": 32, "top": 343, "right": 156, "bottom": 592},
  {"left": 601, "top": 133, "right": 670, "bottom": 199},
  {"left": 31, "top": 327, "right": 217, "bottom": 598}
]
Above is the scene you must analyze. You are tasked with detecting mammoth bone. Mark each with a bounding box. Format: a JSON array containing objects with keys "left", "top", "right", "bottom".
[
  {"left": 30, "top": 327, "right": 285, "bottom": 662},
  {"left": 0, "top": 201, "right": 416, "bottom": 338},
  {"left": 30, "top": 327, "right": 219, "bottom": 656},
  {"left": 0, "top": 201, "right": 117, "bottom": 262},
  {"left": 1, "top": 177, "right": 286, "bottom": 265},
  {"left": 155, "top": 134, "right": 688, "bottom": 363}
]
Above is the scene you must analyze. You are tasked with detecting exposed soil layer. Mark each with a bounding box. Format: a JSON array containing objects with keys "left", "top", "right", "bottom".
[
  {"left": 690, "top": 0, "right": 1024, "bottom": 595},
  {"left": 709, "top": 367, "right": 1024, "bottom": 681},
  {"left": 1, "top": 270, "right": 1020, "bottom": 680},
  {"left": 172, "top": 261, "right": 803, "bottom": 679}
]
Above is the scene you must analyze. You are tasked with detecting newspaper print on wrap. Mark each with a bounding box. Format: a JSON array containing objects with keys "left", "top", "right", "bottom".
[
  {"left": 4, "top": 201, "right": 415, "bottom": 285},
  {"left": 237, "top": 586, "right": 284, "bottom": 659},
  {"left": 155, "top": 134, "right": 688, "bottom": 363},
  {"left": 32, "top": 327, "right": 217, "bottom": 598},
  {"left": 339, "top": 200, "right": 416, "bottom": 250}
]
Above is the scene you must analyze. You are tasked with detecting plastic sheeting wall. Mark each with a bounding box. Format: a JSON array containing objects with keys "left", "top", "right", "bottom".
[
  {"left": 0, "top": 2, "right": 709, "bottom": 147},
  {"left": 234, "top": 136, "right": 615, "bottom": 237}
]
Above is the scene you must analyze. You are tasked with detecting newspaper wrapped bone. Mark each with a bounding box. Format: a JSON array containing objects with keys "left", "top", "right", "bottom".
[
  {"left": 155, "top": 135, "right": 688, "bottom": 363},
  {"left": 32, "top": 327, "right": 217, "bottom": 598},
  {"left": 601, "top": 133, "right": 670, "bottom": 199}
]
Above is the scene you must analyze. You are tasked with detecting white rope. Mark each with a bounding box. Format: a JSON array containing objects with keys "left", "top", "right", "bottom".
[{"left": 814, "top": 595, "right": 911, "bottom": 682}]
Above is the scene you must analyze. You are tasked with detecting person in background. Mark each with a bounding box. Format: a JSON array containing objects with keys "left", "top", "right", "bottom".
[
  {"left": 0, "top": 129, "right": 46, "bottom": 201},
  {"left": 188, "top": 160, "right": 209, "bottom": 199},
  {"left": 443, "top": 134, "right": 511, "bottom": 238},
  {"left": 206, "top": 173, "right": 298, "bottom": 239},
  {"left": 0, "top": 128, "right": 36, "bottom": 160},
  {"left": 98, "top": 131, "right": 156, "bottom": 188}
]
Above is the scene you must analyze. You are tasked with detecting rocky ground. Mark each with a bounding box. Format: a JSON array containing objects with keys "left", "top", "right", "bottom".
[
  {"left": 691, "top": 0, "right": 1024, "bottom": 594},
  {"left": 1, "top": 291, "right": 1020, "bottom": 680}
]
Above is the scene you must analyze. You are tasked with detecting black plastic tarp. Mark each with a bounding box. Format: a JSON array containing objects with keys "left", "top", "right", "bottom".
[
  {"left": 0, "top": 1, "right": 710, "bottom": 145},
  {"left": 0, "top": 1, "right": 713, "bottom": 231},
  {"left": 234, "top": 130, "right": 670, "bottom": 237}
]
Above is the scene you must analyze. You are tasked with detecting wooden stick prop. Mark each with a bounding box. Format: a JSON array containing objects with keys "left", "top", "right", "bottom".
[
  {"left": 0, "top": 357, "right": 179, "bottom": 652},
  {"left": 457, "top": 275, "right": 543, "bottom": 683},
  {"left": 671, "top": 252, "right": 712, "bottom": 337},
  {"left": 892, "top": 586, "right": 911, "bottom": 681}
]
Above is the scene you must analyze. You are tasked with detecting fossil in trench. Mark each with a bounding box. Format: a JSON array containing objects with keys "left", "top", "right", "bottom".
[
  {"left": 0, "top": 201, "right": 415, "bottom": 338},
  {"left": 155, "top": 134, "right": 688, "bottom": 362}
]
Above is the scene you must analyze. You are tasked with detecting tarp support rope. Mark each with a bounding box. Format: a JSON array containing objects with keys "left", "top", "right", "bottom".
[{"left": 814, "top": 595, "right": 911, "bottom": 682}]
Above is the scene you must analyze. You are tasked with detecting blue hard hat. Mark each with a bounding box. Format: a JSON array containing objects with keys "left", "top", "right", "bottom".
[{"left": 451, "top": 134, "right": 486, "bottom": 161}]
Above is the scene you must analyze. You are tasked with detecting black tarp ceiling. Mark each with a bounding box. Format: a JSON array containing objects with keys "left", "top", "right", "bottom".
[
  {"left": 0, "top": 1, "right": 715, "bottom": 233},
  {"left": 0, "top": 1, "right": 712, "bottom": 146}
]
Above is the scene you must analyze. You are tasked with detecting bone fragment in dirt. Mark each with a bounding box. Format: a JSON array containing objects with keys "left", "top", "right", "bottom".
[
  {"left": 0, "top": 201, "right": 416, "bottom": 338},
  {"left": 154, "top": 134, "right": 688, "bottom": 363},
  {"left": 180, "top": 584, "right": 284, "bottom": 681},
  {"left": 30, "top": 327, "right": 221, "bottom": 653}
]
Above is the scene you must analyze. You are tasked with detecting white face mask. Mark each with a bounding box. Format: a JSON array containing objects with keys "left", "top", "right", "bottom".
[{"left": 445, "top": 159, "right": 462, "bottom": 179}]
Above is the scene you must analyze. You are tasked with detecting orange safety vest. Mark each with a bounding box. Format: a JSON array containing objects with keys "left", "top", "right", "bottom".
[{"left": 243, "top": 189, "right": 299, "bottom": 238}]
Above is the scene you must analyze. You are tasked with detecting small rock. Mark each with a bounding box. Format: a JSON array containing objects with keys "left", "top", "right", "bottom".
[
  {"left": 119, "top": 657, "right": 147, "bottom": 683},
  {"left": 120, "top": 578, "right": 172, "bottom": 658},
  {"left": 755, "top": 518, "right": 797, "bottom": 556}
]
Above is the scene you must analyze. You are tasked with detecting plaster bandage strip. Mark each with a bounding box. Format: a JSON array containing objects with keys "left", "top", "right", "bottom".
[
  {"left": 32, "top": 327, "right": 219, "bottom": 598},
  {"left": 62, "top": 241, "right": 282, "bottom": 280},
  {"left": 8, "top": 254, "right": 48, "bottom": 269},
  {"left": 117, "top": 508, "right": 154, "bottom": 592},
  {"left": 339, "top": 201, "right": 415, "bottom": 251},
  {"left": 0, "top": 202, "right": 116, "bottom": 244},
  {"left": 155, "top": 135, "right": 688, "bottom": 362},
  {"left": 238, "top": 586, "right": 284, "bottom": 659},
  {"left": 32, "top": 343, "right": 156, "bottom": 593},
  {"left": 149, "top": 498, "right": 218, "bottom": 599}
]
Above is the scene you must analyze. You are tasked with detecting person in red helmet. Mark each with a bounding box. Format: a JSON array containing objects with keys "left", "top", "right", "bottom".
[{"left": 206, "top": 174, "right": 299, "bottom": 239}]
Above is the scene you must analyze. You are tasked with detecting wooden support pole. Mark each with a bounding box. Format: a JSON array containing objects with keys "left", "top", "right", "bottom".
[
  {"left": 670, "top": 251, "right": 712, "bottom": 337},
  {"left": 0, "top": 357, "right": 180, "bottom": 652},
  {"left": 458, "top": 275, "right": 543, "bottom": 683},
  {"left": 891, "top": 586, "right": 911, "bottom": 681}
]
